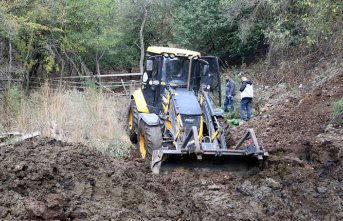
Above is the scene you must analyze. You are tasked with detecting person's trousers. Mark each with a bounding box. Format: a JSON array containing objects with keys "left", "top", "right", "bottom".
[
  {"left": 240, "top": 98, "right": 252, "bottom": 121},
  {"left": 223, "top": 96, "right": 234, "bottom": 112}
]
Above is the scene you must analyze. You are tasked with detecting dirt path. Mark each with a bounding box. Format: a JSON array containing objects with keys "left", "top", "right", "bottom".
[{"left": 0, "top": 73, "right": 342, "bottom": 221}]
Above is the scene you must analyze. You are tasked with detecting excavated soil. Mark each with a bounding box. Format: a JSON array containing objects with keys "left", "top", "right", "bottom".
[{"left": 1, "top": 72, "right": 343, "bottom": 220}]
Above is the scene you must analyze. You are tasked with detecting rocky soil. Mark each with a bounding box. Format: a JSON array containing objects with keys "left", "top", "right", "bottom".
[{"left": 0, "top": 72, "right": 342, "bottom": 221}]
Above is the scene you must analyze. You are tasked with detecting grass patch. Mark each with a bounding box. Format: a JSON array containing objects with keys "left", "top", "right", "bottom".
[
  {"left": 0, "top": 84, "right": 131, "bottom": 158},
  {"left": 332, "top": 98, "right": 343, "bottom": 126},
  {"left": 223, "top": 111, "right": 241, "bottom": 125},
  {"left": 1, "top": 85, "right": 22, "bottom": 125}
]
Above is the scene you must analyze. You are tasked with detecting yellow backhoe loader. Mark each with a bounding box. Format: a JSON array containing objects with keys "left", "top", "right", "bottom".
[{"left": 128, "top": 46, "right": 268, "bottom": 174}]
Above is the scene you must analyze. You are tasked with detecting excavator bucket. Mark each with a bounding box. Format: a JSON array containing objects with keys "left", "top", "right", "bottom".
[{"left": 151, "top": 127, "right": 269, "bottom": 174}]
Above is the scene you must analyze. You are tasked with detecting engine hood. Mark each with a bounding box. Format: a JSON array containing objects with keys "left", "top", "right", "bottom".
[{"left": 173, "top": 88, "right": 202, "bottom": 116}]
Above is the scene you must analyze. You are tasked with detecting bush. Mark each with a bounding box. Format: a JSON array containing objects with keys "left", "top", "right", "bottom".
[
  {"left": 0, "top": 85, "right": 22, "bottom": 128},
  {"left": 84, "top": 79, "right": 98, "bottom": 90},
  {"left": 5, "top": 86, "right": 22, "bottom": 116},
  {"left": 105, "top": 140, "right": 131, "bottom": 158},
  {"left": 332, "top": 98, "right": 343, "bottom": 126}
]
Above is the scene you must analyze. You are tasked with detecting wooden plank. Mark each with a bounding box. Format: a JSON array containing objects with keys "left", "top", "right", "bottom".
[
  {"left": 0, "top": 132, "right": 22, "bottom": 142},
  {"left": 0, "top": 132, "right": 22, "bottom": 137},
  {"left": 50, "top": 73, "right": 142, "bottom": 80},
  {"left": 44, "top": 80, "right": 140, "bottom": 87},
  {"left": 95, "top": 81, "right": 115, "bottom": 94},
  {"left": 0, "top": 79, "right": 24, "bottom": 81},
  {"left": 20, "top": 131, "right": 41, "bottom": 140},
  {"left": 121, "top": 79, "right": 129, "bottom": 97},
  {"left": 0, "top": 131, "right": 40, "bottom": 147},
  {"left": 84, "top": 80, "right": 140, "bottom": 84}
]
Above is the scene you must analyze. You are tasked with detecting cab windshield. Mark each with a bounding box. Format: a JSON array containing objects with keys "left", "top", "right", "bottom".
[{"left": 163, "top": 57, "right": 190, "bottom": 86}]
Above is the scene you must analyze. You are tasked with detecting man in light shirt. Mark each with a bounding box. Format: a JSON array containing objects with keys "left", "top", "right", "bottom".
[{"left": 239, "top": 76, "right": 253, "bottom": 122}]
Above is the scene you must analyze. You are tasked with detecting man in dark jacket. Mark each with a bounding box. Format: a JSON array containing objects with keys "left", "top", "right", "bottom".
[
  {"left": 239, "top": 76, "right": 254, "bottom": 121},
  {"left": 223, "top": 75, "right": 235, "bottom": 112}
]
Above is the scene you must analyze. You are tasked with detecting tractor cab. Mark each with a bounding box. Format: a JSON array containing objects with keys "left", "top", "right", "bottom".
[
  {"left": 164, "top": 57, "right": 189, "bottom": 86},
  {"left": 141, "top": 46, "right": 222, "bottom": 114}
]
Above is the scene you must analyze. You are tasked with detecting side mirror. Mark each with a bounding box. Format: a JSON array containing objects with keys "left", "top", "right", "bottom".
[
  {"left": 203, "top": 64, "right": 209, "bottom": 76},
  {"left": 146, "top": 60, "right": 153, "bottom": 72}
]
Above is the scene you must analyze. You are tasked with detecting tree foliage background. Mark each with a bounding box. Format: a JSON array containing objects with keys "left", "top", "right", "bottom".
[{"left": 0, "top": 0, "right": 342, "bottom": 78}]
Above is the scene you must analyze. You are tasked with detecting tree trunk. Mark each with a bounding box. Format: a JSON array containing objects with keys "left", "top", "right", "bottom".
[
  {"left": 96, "top": 53, "right": 101, "bottom": 76},
  {"left": 25, "top": 71, "right": 30, "bottom": 96},
  {"left": 95, "top": 52, "right": 101, "bottom": 91},
  {"left": 60, "top": 60, "right": 65, "bottom": 87},
  {"left": 9, "top": 41, "right": 12, "bottom": 72},
  {"left": 8, "top": 21, "right": 13, "bottom": 72},
  {"left": 139, "top": 7, "right": 148, "bottom": 74}
]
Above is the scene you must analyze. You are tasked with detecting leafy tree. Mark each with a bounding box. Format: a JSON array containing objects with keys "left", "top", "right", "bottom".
[
  {"left": 260, "top": 0, "right": 343, "bottom": 52},
  {"left": 0, "top": 0, "right": 342, "bottom": 80},
  {"left": 65, "top": 0, "right": 119, "bottom": 75},
  {"left": 0, "top": 0, "right": 72, "bottom": 92},
  {"left": 113, "top": 0, "right": 174, "bottom": 71},
  {"left": 172, "top": 0, "right": 266, "bottom": 65}
]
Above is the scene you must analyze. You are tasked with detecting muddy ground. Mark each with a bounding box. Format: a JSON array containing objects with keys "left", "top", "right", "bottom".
[{"left": 1, "top": 72, "right": 342, "bottom": 221}]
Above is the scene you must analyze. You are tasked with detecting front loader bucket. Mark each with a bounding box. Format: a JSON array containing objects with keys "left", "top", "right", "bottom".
[
  {"left": 151, "top": 132, "right": 268, "bottom": 174},
  {"left": 151, "top": 152, "right": 265, "bottom": 174},
  {"left": 151, "top": 128, "right": 268, "bottom": 174}
]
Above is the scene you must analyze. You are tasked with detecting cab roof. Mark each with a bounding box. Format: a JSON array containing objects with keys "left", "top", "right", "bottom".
[{"left": 147, "top": 46, "right": 201, "bottom": 57}]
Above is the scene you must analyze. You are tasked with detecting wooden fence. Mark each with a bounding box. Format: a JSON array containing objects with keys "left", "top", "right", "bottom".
[
  {"left": 31, "top": 73, "right": 142, "bottom": 97},
  {"left": 0, "top": 71, "right": 142, "bottom": 98}
]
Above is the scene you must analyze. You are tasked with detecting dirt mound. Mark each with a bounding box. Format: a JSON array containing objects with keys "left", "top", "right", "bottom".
[
  {"left": 0, "top": 138, "right": 267, "bottom": 221},
  {"left": 0, "top": 135, "right": 342, "bottom": 221},
  {"left": 231, "top": 71, "right": 343, "bottom": 219},
  {"left": 250, "top": 71, "right": 343, "bottom": 159},
  {"left": 258, "top": 71, "right": 343, "bottom": 217}
]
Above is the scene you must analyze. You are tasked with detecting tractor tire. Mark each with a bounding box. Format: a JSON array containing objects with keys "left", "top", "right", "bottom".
[
  {"left": 128, "top": 99, "right": 139, "bottom": 143},
  {"left": 218, "top": 117, "right": 234, "bottom": 148},
  {"left": 137, "top": 121, "right": 162, "bottom": 159}
]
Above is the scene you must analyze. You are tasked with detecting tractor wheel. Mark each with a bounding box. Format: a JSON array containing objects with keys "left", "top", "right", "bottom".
[
  {"left": 137, "top": 121, "right": 162, "bottom": 159},
  {"left": 128, "top": 100, "right": 139, "bottom": 143},
  {"left": 218, "top": 117, "right": 234, "bottom": 148}
]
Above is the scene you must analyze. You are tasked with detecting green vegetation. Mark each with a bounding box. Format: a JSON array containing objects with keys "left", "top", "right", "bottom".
[
  {"left": 105, "top": 140, "right": 131, "bottom": 158},
  {"left": 0, "top": 0, "right": 342, "bottom": 79},
  {"left": 84, "top": 79, "right": 98, "bottom": 90},
  {"left": 2, "top": 85, "right": 22, "bottom": 122},
  {"left": 332, "top": 98, "right": 343, "bottom": 126},
  {"left": 173, "top": 0, "right": 266, "bottom": 64}
]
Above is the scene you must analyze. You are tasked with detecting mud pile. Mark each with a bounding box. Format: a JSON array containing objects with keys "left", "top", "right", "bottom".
[
  {"left": 0, "top": 138, "right": 271, "bottom": 221},
  {"left": 0, "top": 72, "right": 342, "bottom": 220},
  {"left": 248, "top": 71, "right": 343, "bottom": 219},
  {"left": 250, "top": 71, "right": 343, "bottom": 159}
]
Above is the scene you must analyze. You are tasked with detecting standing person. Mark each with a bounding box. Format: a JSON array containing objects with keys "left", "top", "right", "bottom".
[
  {"left": 223, "top": 75, "right": 236, "bottom": 112},
  {"left": 239, "top": 76, "right": 253, "bottom": 122}
]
